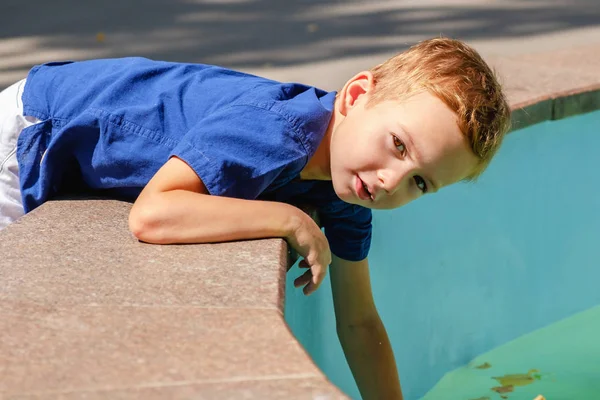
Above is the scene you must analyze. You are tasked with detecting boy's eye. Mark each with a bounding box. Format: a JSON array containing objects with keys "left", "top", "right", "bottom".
[
  {"left": 414, "top": 176, "right": 428, "bottom": 194},
  {"left": 392, "top": 134, "right": 427, "bottom": 194},
  {"left": 392, "top": 135, "right": 406, "bottom": 154}
]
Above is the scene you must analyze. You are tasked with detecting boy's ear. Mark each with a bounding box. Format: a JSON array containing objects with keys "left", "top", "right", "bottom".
[{"left": 338, "top": 71, "right": 374, "bottom": 116}]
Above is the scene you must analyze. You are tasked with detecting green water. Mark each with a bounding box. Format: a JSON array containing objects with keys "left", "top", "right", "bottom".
[{"left": 421, "top": 305, "right": 600, "bottom": 400}]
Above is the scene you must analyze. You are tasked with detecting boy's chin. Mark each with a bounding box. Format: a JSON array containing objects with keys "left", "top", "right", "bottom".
[
  {"left": 330, "top": 178, "right": 349, "bottom": 201},
  {"left": 333, "top": 186, "right": 362, "bottom": 206},
  {"left": 331, "top": 174, "right": 363, "bottom": 205}
]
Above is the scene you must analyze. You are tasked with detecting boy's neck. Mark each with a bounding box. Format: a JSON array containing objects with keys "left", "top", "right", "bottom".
[{"left": 300, "top": 102, "right": 339, "bottom": 181}]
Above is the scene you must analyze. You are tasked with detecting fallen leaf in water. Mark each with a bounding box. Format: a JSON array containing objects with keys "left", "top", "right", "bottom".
[
  {"left": 492, "top": 385, "right": 514, "bottom": 394},
  {"left": 475, "top": 362, "right": 492, "bottom": 369},
  {"left": 469, "top": 397, "right": 490, "bottom": 400},
  {"left": 306, "top": 23, "right": 319, "bottom": 33},
  {"left": 493, "top": 371, "right": 537, "bottom": 387},
  {"left": 96, "top": 32, "right": 105, "bottom": 42}
]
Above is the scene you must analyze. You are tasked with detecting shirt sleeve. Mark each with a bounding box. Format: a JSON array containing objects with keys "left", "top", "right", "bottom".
[
  {"left": 319, "top": 198, "right": 373, "bottom": 262},
  {"left": 169, "top": 104, "right": 307, "bottom": 200}
]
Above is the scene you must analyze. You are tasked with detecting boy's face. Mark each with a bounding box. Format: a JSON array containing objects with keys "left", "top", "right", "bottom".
[{"left": 329, "top": 75, "right": 479, "bottom": 210}]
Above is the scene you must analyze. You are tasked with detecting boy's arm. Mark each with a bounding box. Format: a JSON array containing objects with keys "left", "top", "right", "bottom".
[
  {"left": 330, "top": 254, "right": 403, "bottom": 400},
  {"left": 129, "top": 156, "right": 331, "bottom": 295}
]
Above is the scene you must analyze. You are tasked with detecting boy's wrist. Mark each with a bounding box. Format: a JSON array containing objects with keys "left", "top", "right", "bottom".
[
  {"left": 283, "top": 204, "right": 307, "bottom": 240},
  {"left": 294, "top": 203, "right": 321, "bottom": 227},
  {"left": 281, "top": 203, "right": 322, "bottom": 267},
  {"left": 283, "top": 203, "right": 320, "bottom": 239}
]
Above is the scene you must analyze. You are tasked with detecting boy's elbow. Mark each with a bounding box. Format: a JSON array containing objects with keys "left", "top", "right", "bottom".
[
  {"left": 128, "top": 209, "right": 150, "bottom": 242},
  {"left": 129, "top": 201, "right": 168, "bottom": 244}
]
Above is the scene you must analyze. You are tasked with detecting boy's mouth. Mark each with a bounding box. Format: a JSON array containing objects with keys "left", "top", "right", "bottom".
[{"left": 355, "top": 176, "right": 373, "bottom": 201}]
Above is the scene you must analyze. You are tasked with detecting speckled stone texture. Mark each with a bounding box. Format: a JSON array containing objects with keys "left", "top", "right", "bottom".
[
  {"left": 1, "top": 42, "right": 599, "bottom": 399},
  {"left": 0, "top": 200, "right": 347, "bottom": 399}
]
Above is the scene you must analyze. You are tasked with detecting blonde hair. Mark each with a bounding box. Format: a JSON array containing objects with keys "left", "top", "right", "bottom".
[{"left": 368, "top": 37, "right": 511, "bottom": 180}]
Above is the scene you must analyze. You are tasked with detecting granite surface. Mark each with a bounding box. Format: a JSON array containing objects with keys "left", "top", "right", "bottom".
[
  {"left": 1, "top": 39, "right": 599, "bottom": 400},
  {"left": 0, "top": 200, "right": 345, "bottom": 399}
]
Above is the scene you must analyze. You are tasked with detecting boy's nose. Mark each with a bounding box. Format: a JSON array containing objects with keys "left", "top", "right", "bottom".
[{"left": 376, "top": 168, "right": 406, "bottom": 198}]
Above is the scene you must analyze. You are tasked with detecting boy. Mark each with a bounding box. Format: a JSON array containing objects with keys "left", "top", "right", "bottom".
[{"left": 0, "top": 37, "right": 510, "bottom": 399}]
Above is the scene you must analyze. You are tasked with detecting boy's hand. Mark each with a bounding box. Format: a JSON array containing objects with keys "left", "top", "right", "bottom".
[{"left": 286, "top": 209, "right": 331, "bottom": 295}]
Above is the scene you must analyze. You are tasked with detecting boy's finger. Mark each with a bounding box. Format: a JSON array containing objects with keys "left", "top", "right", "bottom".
[
  {"left": 312, "top": 270, "right": 324, "bottom": 285},
  {"left": 303, "top": 271, "right": 324, "bottom": 296},
  {"left": 303, "top": 281, "right": 315, "bottom": 296},
  {"left": 294, "top": 269, "right": 312, "bottom": 287}
]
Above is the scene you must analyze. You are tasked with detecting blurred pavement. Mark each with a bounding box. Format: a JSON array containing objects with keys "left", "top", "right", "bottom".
[{"left": 1, "top": 0, "right": 600, "bottom": 91}]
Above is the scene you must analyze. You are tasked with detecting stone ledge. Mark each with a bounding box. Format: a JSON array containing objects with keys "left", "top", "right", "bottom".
[
  {"left": 0, "top": 199, "right": 347, "bottom": 399},
  {"left": 1, "top": 43, "right": 599, "bottom": 399},
  {"left": 489, "top": 44, "right": 600, "bottom": 130},
  {"left": 509, "top": 85, "right": 600, "bottom": 131}
]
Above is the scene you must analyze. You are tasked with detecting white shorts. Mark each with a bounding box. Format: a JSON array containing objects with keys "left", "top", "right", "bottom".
[{"left": 0, "top": 79, "right": 41, "bottom": 230}]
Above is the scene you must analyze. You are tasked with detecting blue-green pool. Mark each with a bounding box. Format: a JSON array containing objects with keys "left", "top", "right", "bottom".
[{"left": 285, "top": 109, "right": 600, "bottom": 400}]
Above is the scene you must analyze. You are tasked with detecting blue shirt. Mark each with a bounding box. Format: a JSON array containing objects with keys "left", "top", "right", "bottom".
[{"left": 20, "top": 57, "right": 372, "bottom": 260}]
